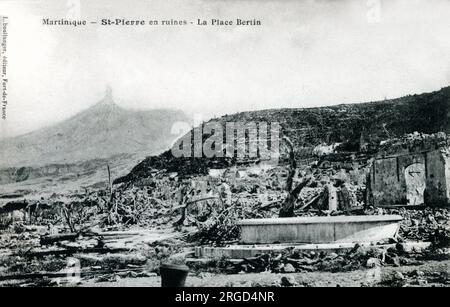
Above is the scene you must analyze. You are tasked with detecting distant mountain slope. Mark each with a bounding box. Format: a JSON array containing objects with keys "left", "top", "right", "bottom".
[
  {"left": 218, "top": 86, "right": 450, "bottom": 151},
  {"left": 116, "top": 85, "right": 450, "bottom": 183},
  {"left": 0, "top": 90, "right": 190, "bottom": 167}
]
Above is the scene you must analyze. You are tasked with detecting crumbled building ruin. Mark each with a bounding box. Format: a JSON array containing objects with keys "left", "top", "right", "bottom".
[{"left": 368, "top": 133, "right": 450, "bottom": 207}]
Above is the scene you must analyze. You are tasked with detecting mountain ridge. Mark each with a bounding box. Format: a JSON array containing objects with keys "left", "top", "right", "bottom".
[{"left": 0, "top": 91, "right": 190, "bottom": 168}]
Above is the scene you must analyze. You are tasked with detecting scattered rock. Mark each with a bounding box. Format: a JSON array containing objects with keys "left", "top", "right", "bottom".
[
  {"left": 393, "top": 271, "right": 405, "bottom": 281},
  {"left": 366, "top": 257, "right": 381, "bottom": 268},
  {"left": 282, "top": 263, "right": 296, "bottom": 273},
  {"left": 385, "top": 253, "right": 401, "bottom": 267},
  {"left": 411, "top": 270, "right": 425, "bottom": 277},
  {"left": 327, "top": 252, "right": 339, "bottom": 260},
  {"left": 280, "top": 275, "right": 298, "bottom": 287}
]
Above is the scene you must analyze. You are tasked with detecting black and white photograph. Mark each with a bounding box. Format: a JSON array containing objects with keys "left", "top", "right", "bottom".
[{"left": 0, "top": 0, "right": 449, "bottom": 295}]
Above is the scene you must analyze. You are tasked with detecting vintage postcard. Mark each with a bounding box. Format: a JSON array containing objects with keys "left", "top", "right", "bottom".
[{"left": 0, "top": 0, "right": 449, "bottom": 293}]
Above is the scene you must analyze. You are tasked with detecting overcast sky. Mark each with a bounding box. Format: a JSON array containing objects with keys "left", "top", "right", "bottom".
[{"left": 0, "top": 0, "right": 449, "bottom": 137}]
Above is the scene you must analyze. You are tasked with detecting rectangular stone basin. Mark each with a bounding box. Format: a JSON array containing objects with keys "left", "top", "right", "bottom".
[{"left": 238, "top": 215, "right": 403, "bottom": 244}]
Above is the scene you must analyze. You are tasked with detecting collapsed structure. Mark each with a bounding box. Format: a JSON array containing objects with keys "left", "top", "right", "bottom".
[
  {"left": 368, "top": 133, "right": 450, "bottom": 208},
  {"left": 1, "top": 86, "right": 450, "bottom": 287}
]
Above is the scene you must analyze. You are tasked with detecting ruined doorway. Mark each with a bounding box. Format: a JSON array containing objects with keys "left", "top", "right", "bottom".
[{"left": 404, "top": 163, "right": 426, "bottom": 206}]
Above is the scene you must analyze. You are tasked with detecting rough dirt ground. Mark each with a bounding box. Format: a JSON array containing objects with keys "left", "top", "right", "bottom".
[{"left": 80, "top": 260, "right": 449, "bottom": 287}]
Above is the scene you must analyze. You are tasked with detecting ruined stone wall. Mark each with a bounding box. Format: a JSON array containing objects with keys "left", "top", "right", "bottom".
[
  {"left": 371, "top": 157, "right": 403, "bottom": 206},
  {"left": 425, "top": 150, "right": 448, "bottom": 206},
  {"left": 370, "top": 150, "right": 449, "bottom": 207},
  {"left": 445, "top": 153, "right": 450, "bottom": 203}
]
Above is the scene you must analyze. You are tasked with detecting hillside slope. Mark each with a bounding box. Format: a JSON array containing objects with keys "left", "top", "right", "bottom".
[
  {"left": 116, "top": 85, "right": 450, "bottom": 183},
  {"left": 219, "top": 86, "right": 450, "bottom": 151}
]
